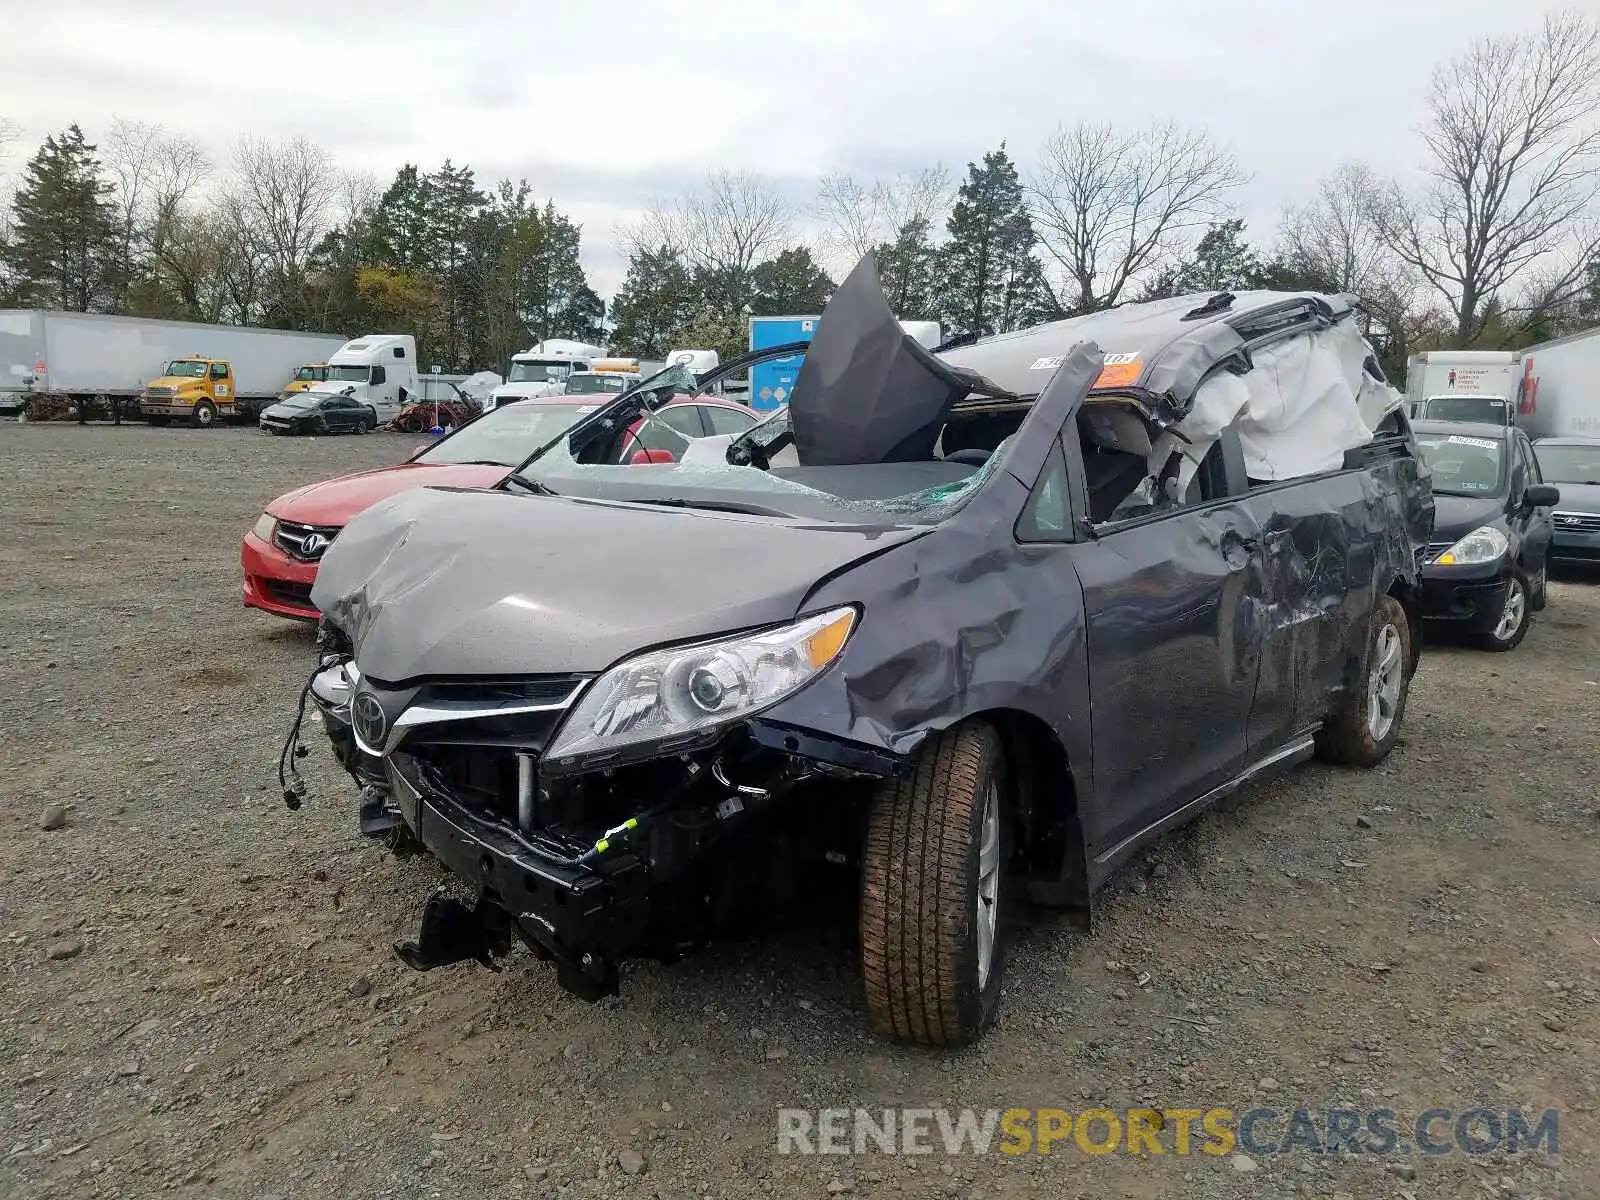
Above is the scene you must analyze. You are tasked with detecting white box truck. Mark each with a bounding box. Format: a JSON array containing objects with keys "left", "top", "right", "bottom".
[
  {"left": 1515, "top": 328, "right": 1600, "bottom": 439},
  {"left": 1404, "top": 350, "right": 1521, "bottom": 426},
  {"left": 0, "top": 309, "right": 346, "bottom": 422}
]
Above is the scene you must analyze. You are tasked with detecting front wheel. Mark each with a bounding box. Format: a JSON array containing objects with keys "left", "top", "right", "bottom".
[
  {"left": 860, "top": 719, "right": 1011, "bottom": 1047},
  {"left": 1476, "top": 571, "right": 1531, "bottom": 652},
  {"left": 191, "top": 401, "right": 217, "bottom": 428},
  {"left": 1316, "top": 594, "right": 1412, "bottom": 767}
]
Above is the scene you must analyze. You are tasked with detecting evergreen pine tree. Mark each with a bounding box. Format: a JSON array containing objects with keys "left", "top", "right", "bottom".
[{"left": 5, "top": 124, "right": 119, "bottom": 310}]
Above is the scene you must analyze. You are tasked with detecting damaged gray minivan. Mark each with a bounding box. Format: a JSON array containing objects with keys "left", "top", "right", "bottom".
[{"left": 283, "top": 257, "right": 1434, "bottom": 1047}]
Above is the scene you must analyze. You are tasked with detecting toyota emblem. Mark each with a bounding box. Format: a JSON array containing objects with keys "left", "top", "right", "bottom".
[
  {"left": 301, "top": 532, "right": 328, "bottom": 556},
  {"left": 352, "top": 692, "right": 387, "bottom": 750}
]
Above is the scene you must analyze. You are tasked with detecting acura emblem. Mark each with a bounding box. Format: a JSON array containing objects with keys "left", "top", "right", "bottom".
[
  {"left": 352, "top": 692, "right": 387, "bottom": 750},
  {"left": 301, "top": 532, "right": 328, "bottom": 556}
]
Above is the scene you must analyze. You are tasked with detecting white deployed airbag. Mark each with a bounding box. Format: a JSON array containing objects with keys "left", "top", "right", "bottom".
[{"left": 1177, "top": 319, "right": 1402, "bottom": 481}]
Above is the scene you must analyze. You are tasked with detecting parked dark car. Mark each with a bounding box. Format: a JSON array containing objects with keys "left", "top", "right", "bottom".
[
  {"left": 1413, "top": 420, "right": 1559, "bottom": 650},
  {"left": 283, "top": 261, "right": 1433, "bottom": 1047},
  {"left": 259, "top": 389, "right": 377, "bottom": 435},
  {"left": 1532, "top": 436, "right": 1600, "bottom": 566}
]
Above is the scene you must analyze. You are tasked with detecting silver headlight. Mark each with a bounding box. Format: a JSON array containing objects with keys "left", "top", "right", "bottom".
[
  {"left": 1434, "top": 524, "right": 1508, "bottom": 566},
  {"left": 544, "top": 607, "right": 857, "bottom": 767}
]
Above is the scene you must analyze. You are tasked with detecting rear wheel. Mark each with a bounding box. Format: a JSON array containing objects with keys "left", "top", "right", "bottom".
[
  {"left": 191, "top": 401, "right": 217, "bottom": 428},
  {"left": 1316, "top": 594, "right": 1412, "bottom": 767},
  {"left": 860, "top": 719, "right": 1011, "bottom": 1047},
  {"left": 1476, "top": 571, "right": 1531, "bottom": 652}
]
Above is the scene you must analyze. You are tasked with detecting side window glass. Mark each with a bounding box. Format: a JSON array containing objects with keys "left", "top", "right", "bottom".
[
  {"left": 371, "top": 366, "right": 386, "bottom": 386},
  {"left": 659, "top": 407, "right": 706, "bottom": 437},
  {"left": 705, "top": 406, "right": 754, "bottom": 436},
  {"left": 210, "top": 363, "right": 227, "bottom": 380},
  {"left": 1016, "top": 443, "right": 1071, "bottom": 542}
]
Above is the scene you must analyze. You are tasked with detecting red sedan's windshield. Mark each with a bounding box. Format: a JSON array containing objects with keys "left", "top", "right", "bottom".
[{"left": 417, "top": 401, "right": 603, "bottom": 468}]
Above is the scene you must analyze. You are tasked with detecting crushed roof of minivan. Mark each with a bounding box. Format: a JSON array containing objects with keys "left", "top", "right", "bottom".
[{"left": 938, "top": 289, "right": 1360, "bottom": 401}]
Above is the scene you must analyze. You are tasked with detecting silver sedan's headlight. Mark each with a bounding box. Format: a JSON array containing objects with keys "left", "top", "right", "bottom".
[
  {"left": 545, "top": 607, "right": 857, "bottom": 767},
  {"left": 1434, "top": 524, "right": 1508, "bottom": 566}
]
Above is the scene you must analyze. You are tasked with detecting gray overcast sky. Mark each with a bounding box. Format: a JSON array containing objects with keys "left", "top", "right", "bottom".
[{"left": 0, "top": 0, "right": 1569, "bottom": 296}]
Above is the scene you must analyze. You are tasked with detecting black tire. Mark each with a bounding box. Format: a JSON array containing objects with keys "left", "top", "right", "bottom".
[
  {"left": 1529, "top": 563, "right": 1548, "bottom": 612},
  {"left": 1475, "top": 570, "right": 1531, "bottom": 652},
  {"left": 1316, "top": 593, "right": 1412, "bottom": 767},
  {"left": 860, "top": 719, "right": 1012, "bottom": 1047},
  {"left": 191, "top": 401, "right": 217, "bottom": 428},
  {"left": 147, "top": 415, "right": 171, "bottom": 428}
]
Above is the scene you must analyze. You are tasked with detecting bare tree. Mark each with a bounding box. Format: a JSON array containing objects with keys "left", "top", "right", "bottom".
[
  {"left": 625, "top": 170, "right": 793, "bottom": 319},
  {"left": 0, "top": 116, "right": 18, "bottom": 166},
  {"left": 1276, "top": 161, "right": 1396, "bottom": 294},
  {"left": 812, "top": 166, "right": 953, "bottom": 270},
  {"left": 230, "top": 134, "right": 339, "bottom": 320},
  {"left": 104, "top": 118, "right": 212, "bottom": 308},
  {"left": 1030, "top": 121, "right": 1248, "bottom": 312},
  {"left": 1378, "top": 10, "right": 1600, "bottom": 346},
  {"left": 336, "top": 169, "right": 382, "bottom": 226}
]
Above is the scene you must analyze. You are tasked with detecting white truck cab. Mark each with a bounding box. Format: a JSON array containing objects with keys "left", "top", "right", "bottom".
[
  {"left": 488, "top": 339, "right": 607, "bottom": 410},
  {"left": 304, "top": 334, "right": 418, "bottom": 421}
]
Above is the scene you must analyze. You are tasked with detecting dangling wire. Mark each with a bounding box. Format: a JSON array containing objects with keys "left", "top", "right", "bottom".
[{"left": 278, "top": 661, "right": 325, "bottom": 809}]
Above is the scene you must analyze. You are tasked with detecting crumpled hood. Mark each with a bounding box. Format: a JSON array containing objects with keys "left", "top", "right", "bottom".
[
  {"left": 312, "top": 486, "right": 923, "bottom": 681},
  {"left": 1431, "top": 493, "right": 1506, "bottom": 542}
]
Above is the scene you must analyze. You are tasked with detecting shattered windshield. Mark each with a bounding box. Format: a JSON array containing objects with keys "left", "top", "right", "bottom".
[{"left": 508, "top": 363, "right": 1000, "bottom": 525}]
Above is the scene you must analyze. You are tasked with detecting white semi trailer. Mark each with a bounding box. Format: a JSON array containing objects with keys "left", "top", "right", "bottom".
[
  {"left": 1516, "top": 328, "right": 1600, "bottom": 439},
  {"left": 0, "top": 310, "right": 347, "bottom": 419}
]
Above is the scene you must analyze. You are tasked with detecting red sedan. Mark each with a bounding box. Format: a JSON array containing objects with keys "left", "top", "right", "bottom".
[{"left": 242, "top": 393, "right": 758, "bottom": 620}]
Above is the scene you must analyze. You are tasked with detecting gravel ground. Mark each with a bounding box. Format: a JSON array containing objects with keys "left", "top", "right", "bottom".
[{"left": 1, "top": 421, "right": 1596, "bottom": 1200}]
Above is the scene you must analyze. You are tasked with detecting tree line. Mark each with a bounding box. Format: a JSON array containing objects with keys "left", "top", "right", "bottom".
[{"left": 3, "top": 9, "right": 1598, "bottom": 381}]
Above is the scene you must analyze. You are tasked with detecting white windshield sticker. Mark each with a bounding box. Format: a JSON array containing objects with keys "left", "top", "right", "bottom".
[
  {"left": 1447, "top": 435, "right": 1498, "bottom": 450},
  {"left": 574, "top": 405, "right": 598, "bottom": 414},
  {"left": 1030, "top": 356, "right": 1062, "bottom": 371}
]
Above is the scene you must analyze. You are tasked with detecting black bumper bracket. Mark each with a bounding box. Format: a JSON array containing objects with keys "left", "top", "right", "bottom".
[{"left": 394, "top": 890, "right": 513, "bottom": 972}]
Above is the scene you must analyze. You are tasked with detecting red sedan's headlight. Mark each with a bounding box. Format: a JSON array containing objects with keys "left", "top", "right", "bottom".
[{"left": 252, "top": 513, "right": 277, "bottom": 541}]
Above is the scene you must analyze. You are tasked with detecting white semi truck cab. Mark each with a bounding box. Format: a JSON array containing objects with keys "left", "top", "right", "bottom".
[
  {"left": 488, "top": 339, "right": 607, "bottom": 410},
  {"left": 303, "top": 334, "right": 419, "bottom": 421}
]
